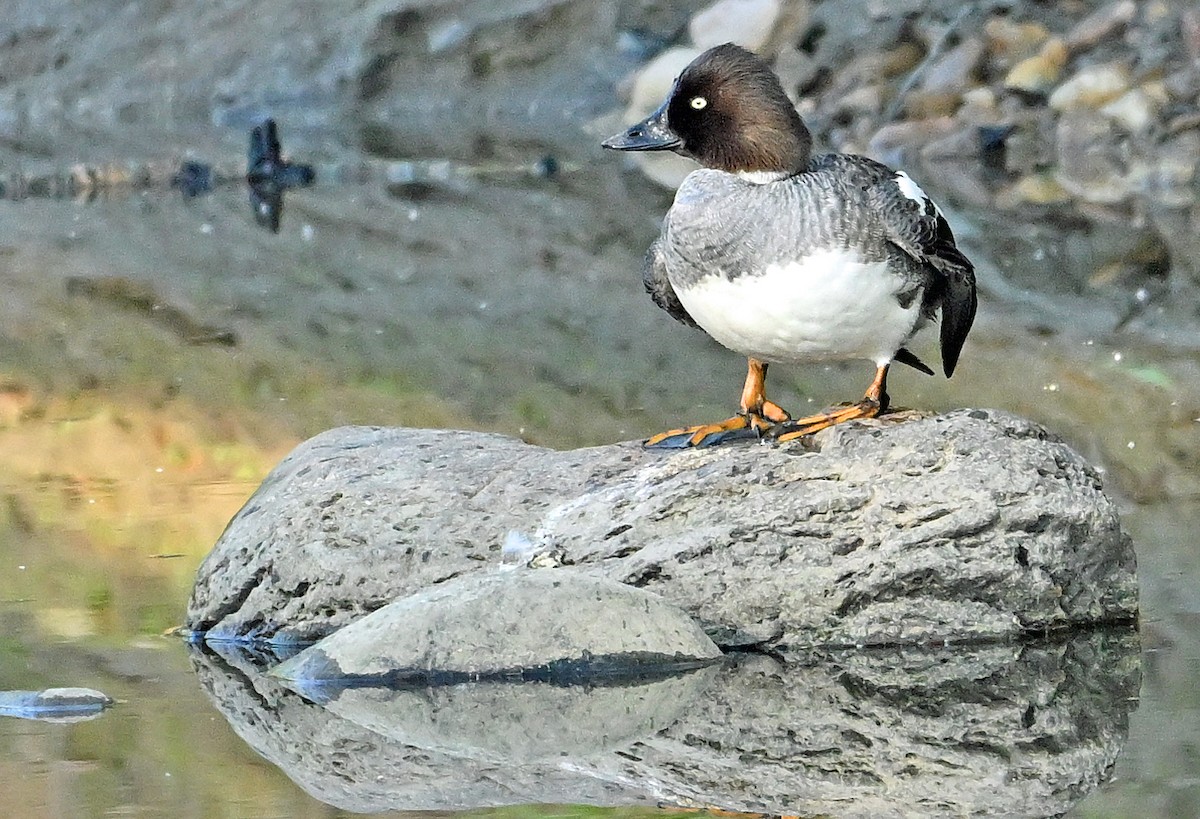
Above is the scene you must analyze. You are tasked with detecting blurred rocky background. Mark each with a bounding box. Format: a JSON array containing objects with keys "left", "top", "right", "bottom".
[{"left": 0, "top": 1, "right": 1198, "bottom": 815}]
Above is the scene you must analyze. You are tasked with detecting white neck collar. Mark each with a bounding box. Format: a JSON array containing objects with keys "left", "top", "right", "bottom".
[{"left": 735, "top": 169, "right": 790, "bottom": 185}]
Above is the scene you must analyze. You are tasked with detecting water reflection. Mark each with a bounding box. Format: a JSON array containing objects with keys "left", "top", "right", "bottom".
[
  {"left": 192, "top": 628, "right": 1139, "bottom": 817},
  {"left": 244, "top": 119, "right": 316, "bottom": 233}
]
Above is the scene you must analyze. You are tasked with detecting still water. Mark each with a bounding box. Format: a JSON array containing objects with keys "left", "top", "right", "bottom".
[{"left": 0, "top": 75, "right": 1198, "bottom": 819}]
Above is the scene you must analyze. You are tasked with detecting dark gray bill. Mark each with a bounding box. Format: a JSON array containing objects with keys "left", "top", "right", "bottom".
[{"left": 601, "top": 101, "right": 680, "bottom": 152}]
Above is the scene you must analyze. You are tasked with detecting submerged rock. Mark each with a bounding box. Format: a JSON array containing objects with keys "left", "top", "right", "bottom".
[
  {"left": 271, "top": 569, "right": 720, "bottom": 687},
  {"left": 0, "top": 687, "right": 114, "bottom": 722},
  {"left": 186, "top": 410, "right": 1137, "bottom": 653}
]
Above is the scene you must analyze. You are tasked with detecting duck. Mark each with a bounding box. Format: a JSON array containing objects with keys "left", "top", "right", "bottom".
[{"left": 602, "top": 43, "right": 977, "bottom": 448}]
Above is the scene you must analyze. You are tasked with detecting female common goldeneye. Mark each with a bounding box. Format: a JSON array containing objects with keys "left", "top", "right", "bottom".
[{"left": 603, "top": 43, "right": 977, "bottom": 448}]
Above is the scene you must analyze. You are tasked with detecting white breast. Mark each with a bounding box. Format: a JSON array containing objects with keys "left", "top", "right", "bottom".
[{"left": 675, "top": 248, "right": 925, "bottom": 365}]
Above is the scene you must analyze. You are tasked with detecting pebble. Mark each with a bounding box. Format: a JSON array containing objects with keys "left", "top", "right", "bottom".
[
  {"left": 627, "top": 47, "right": 701, "bottom": 115},
  {"left": 773, "top": 45, "right": 819, "bottom": 94},
  {"left": 960, "top": 86, "right": 998, "bottom": 112},
  {"left": 984, "top": 18, "right": 1051, "bottom": 68},
  {"left": 904, "top": 90, "right": 962, "bottom": 119},
  {"left": 1185, "top": 9, "right": 1200, "bottom": 62},
  {"left": 920, "top": 37, "right": 985, "bottom": 95},
  {"left": 1004, "top": 38, "right": 1069, "bottom": 95},
  {"left": 878, "top": 42, "right": 925, "bottom": 79},
  {"left": 1100, "top": 87, "right": 1161, "bottom": 132},
  {"left": 1005, "top": 173, "right": 1073, "bottom": 206},
  {"left": 1165, "top": 111, "right": 1200, "bottom": 137},
  {"left": 1054, "top": 110, "right": 1130, "bottom": 204},
  {"left": 921, "top": 124, "right": 986, "bottom": 159},
  {"left": 868, "top": 117, "right": 959, "bottom": 168},
  {"left": 836, "top": 84, "right": 884, "bottom": 117},
  {"left": 1001, "top": 111, "right": 1057, "bottom": 173},
  {"left": 1065, "top": 0, "right": 1136, "bottom": 52},
  {"left": 689, "top": 0, "right": 781, "bottom": 51},
  {"left": 0, "top": 687, "right": 114, "bottom": 722},
  {"left": 1154, "top": 131, "right": 1200, "bottom": 206},
  {"left": 1048, "top": 62, "right": 1132, "bottom": 111}
]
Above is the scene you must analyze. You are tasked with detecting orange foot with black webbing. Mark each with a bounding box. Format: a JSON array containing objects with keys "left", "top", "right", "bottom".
[
  {"left": 646, "top": 358, "right": 790, "bottom": 448},
  {"left": 767, "top": 362, "right": 891, "bottom": 443}
]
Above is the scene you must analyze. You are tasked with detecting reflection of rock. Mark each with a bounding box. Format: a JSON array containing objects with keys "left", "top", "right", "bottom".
[
  {"left": 190, "top": 646, "right": 670, "bottom": 814},
  {"left": 646, "top": 631, "right": 1141, "bottom": 817},
  {"left": 187, "top": 410, "right": 1137, "bottom": 651},
  {"left": 65, "top": 276, "right": 237, "bottom": 346},
  {"left": 308, "top": 667, "right": 718, "bottom": 764},
  {"left": 190, "top": 627, "right": 1140, "bottom": 816},
  {"left": 270, "top": 569, "right": 720, "bottom": 685}
]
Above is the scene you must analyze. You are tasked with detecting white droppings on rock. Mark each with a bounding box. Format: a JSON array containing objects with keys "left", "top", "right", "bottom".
[{"left": 500, "top": 530, "right": 535, "bottom": 566}]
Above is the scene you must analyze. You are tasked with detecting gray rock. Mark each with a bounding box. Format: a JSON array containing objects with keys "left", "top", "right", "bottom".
[
  {"left": 190, "top": 627, "right": 1140, "bottom": 816},
  {"left": 0, "top": 687, "right": 114, "bottom": 722},
  {"left": 1055, "top": 109, "right": 1132, "bottom": 204},
  {"left": 1065, "top": 0, "right": 1136, "bottom": 53},
  {"left": 270, "top": 568, "right": 721, "bottom": 685},
  {"left": 919, "top": 36, "right": 985, "bottom": 95},
  {"left": 186, "top": 409, "right": 1138, "bottom": 653}
]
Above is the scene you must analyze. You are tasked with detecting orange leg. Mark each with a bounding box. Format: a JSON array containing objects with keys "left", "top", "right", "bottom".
[
  {"left": 770, "top": 363, "right": 890, "bottom": 443},
  {"left": 646, "top": 358, "right": 792, "bottom": 448}
]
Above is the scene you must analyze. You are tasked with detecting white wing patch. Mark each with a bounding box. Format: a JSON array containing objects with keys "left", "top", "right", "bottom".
[{"left": 894, "top": 170, "right": 944, "bottom": 218}]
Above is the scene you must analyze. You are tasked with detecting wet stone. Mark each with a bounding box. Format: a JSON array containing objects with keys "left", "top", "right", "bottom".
[
  {"left": 270, "top": 569, "right": 721, "bottom": 687},
  {"left": 0, "top": 687, "right": 114, "bottom": 722}
]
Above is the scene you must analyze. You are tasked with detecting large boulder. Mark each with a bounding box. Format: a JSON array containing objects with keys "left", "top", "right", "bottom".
[{"left": 186, "top": 409, "right": 1137, "bottom": 653}]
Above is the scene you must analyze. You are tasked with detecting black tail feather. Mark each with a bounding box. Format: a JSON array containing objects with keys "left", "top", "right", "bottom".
[
  {"left": 935, "top": 252, "right": 977, "bottom": 377},
  {"left": 894, "top": 347, "right": 934, "bottom": 375}
]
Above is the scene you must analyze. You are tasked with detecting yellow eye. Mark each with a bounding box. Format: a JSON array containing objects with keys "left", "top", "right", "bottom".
[{"left": 689, "top": 96, "right": 708, "bottom": 110}]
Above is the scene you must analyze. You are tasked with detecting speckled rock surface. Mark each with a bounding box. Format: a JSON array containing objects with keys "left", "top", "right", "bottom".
[{"left": 186, "top": 409, "right": 1137, "bottom": 652}]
